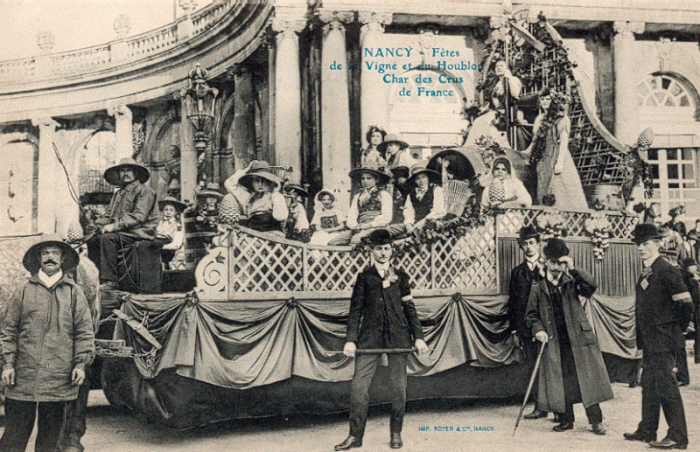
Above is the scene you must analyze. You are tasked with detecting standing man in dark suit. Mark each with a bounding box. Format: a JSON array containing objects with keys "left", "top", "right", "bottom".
[
  {"left": 625, "top": 223, "right": 692, "bottom": 450},
  {"left": 335, "top": 229, "right": 428, "bottom": 451},
  {"left": 508, "top": 225, "right": 550, "bottom": 420}
]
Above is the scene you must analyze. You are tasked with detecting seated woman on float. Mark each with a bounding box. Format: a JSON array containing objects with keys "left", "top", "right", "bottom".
[
  {"left": 327, "top": 165, "right": 392, "bottom": 246},
  {"left": 481, "top": 156, "right": 532, "bottom": 208},
  {"left": 236, "top": 162, "right": 289, "bottom": 237},
  {"left": 309, "top": 190, "right": 347, "bottom": 245},
  {"left": 403, "top": 164, "right": 447, "bottom": 234}
]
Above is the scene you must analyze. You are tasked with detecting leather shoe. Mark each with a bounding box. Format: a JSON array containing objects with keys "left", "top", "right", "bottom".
[
  {"left": 649, "top": 437, "right": 688, "bottom": 449},
  {"left": 334, "top": 436, "right": 362, "bottom": 451},
  {"left": 590, "top": 423, "right": 606, "bottom": 435},
  {"left": 523, "top": 409, "right": 548, "bottom": 420},
  {"left": 623, "top": 431, "right": 656, "bottom": 442},
  {"left": 390, "top": 432, "right": 403, "bottom": 449},
  {"left": 552, "top": 422, "right": 574, "bottom": 432}
]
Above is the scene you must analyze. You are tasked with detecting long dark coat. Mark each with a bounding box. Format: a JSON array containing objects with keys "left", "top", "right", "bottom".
[
  {"left": 525, "top": 268, "right": 613, "bottom": 412},
  {"left": 346, "top": 266, "right": 423, "bottom": 349}
]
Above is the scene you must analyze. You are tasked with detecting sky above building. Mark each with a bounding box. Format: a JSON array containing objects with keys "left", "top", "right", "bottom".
[{"left": 0, "top": 0, "right": 213, "bottom": 60}]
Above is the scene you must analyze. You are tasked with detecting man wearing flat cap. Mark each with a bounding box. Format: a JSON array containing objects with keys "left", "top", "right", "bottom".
[
  {"left": 624, "top": 223, "right": 692, "bottom": 450},
  {"left": 525, "top": 238, "right": 612, "bottom": 435},
  {"left": 335, "top": 229, "right": 428, "bottom": 451},
  {"left": 0, "top": 234, "right": 94, "bottom": 452},
  {"left": 94, "top": 157, "right": 160, "bottom": 290}
]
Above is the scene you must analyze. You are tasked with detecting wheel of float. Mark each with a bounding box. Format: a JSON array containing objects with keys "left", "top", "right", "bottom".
[{"left": 99, "top": 359, "right": 132, "bottom": 413}]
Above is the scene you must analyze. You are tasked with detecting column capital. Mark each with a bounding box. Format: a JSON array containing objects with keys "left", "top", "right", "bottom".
[
  {"left": 358, "top": 11, "right": 392, "bottom": 28},
  {"left": 31, "top": 117, "right": 59, "bottom": 130},
  {"left": 317, "top": 9, "right": 354, "bottom": 25},
  {"left": 106, "top": 103, "right": 132, "bottom": 118},
  {"left": 613, "top": 21, "right": 645, "bottom": 38},
  {"left": 271, "top": 17, "right": 306, "bottom": 35}
]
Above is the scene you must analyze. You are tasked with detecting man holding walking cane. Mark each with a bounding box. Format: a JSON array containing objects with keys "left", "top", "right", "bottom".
[
  {"left": 525, "top": 238, "right": 612, "bottom": 434},
  {"left": 334, "top": 229, "right": 428, "bottom": 451}
]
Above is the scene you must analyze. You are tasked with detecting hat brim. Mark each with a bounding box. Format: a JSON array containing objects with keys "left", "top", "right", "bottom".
[
  {"left": 23, "top": 240, "right": 79, "bottom": 274},
  {"left": 631, "top": 235, "right": 661, "bottom": 245},
  {"left": 285, "top": 186, "right": 309, "bottom": 197},
  {"left": 406, "top": 168, "right": 441, "bottom": 187},
  {"left": 349, "top": 168, "right": 391, "bottom": 184},
  {"left": 239, "top": 171, "right": 282, "bottom": 192},
  {"left": 196, "top": 190, "right": 224, "bottom": 199},
  {"left": 377, "top": 140, "right": 409, "bottom": 153},
  {"left": 158, "top": 199, "right": 188, "bottom": 212},
  {"left": 104, "top": 163, "right": 150, "bottom": 186}
]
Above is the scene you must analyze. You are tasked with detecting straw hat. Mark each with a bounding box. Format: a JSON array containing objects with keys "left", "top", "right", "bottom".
[
  {"left": 22, "top": 233, "right": 79, "bottom": 274},
  {"left": 197, "top": 182, "right": 224, "bottom": 199},
  {"left": 239, "top": 161, "right": 282, "bottom": 192},
  {"left": 406, "top": 163, "right": 441, "bottom": 187},
  {"left": 377, "top": 133, "right": 409, "bottom": 154},
  {"left": 104, "top": 158, "right": 150, "bottom": 186},
  {"left": 284, "top": 184, "right": 308, "bottom": 198},
  {"left": 348, "top": 165, "right": 391, "bottom": 185},
  {"left": 158, "top": 196, "right": 188, "bottom": 213}
]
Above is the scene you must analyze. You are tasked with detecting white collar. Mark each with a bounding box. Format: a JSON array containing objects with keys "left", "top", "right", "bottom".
[
  {"left": 525, "top": 254, "right": 540, "bottom": 270},
  {"left": 38, "top": 269, "right": 63, "bottom": 288},
  {"left": 643, "top": 252, "right": 660, "bottom": 269},
  {"left": 374, "top": 261, "right": 391, "bottom": 277}
]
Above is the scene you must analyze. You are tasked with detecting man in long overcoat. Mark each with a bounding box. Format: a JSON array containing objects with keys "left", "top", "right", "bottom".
[
  {"left": 335, "top": 229, "right": 428, "bottom": 451},
  {"left": 525, "top": 238, "right": 613, "bottom": 434},
  {"left": 0, "top": 234, "right": 95, "bottom": 452}
]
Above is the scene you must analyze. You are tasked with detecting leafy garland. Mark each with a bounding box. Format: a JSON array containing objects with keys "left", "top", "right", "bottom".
[
  {"left": 529, "top": 89, "right": 571, "bottom": 168},
  {"left": 584, "top": 213, "right": 612, "bottom": 260}
]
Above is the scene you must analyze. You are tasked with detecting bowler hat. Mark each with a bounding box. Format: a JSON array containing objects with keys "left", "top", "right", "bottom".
[
  {"left": 377, "top": 134, "right": 409, "bottom": 154},
  {"left": 680, "top": 257, "right": 697, "bottom": 269},
  {"left": 104, "top": 158, "right": 150, "bottom": 186},
  {"left": 23, "top": 233, "right": 79, "bottom": 274},
  {"left": 518, "top": 225, "right": 540, "bottom": 242},
  {"left": 367, "top": 228, "right": 393, "bottom": 247},
  {"left": 632, "top": 223, "right": 662, "bottom": 244},
  {"left": 543, "top": 238, "right": 569, "bottom": 260}
]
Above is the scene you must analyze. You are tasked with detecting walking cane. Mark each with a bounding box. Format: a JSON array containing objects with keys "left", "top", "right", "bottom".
[{"left": 512, "top": 340, "right": 546, "bottom": 437}]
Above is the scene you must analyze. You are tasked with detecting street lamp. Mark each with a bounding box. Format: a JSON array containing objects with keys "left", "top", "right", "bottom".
[{"left": 182, "top": 63, "right": 219, "bottom": 154}]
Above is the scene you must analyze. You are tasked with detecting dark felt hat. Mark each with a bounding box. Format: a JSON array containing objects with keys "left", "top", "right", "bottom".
[
  {"left": 543, "top": 238, "right": 569, "bottom": 260},
  {"left": 377, "top": 133, "right": 409, "bottom": 154},
  {"left": 632, "top": 223, "right": 662, "bottom": 244},
  {"left": 518, "top": 224, "right": 540, "bottom": 242},
  {"left": 23, "top": 233, "right": 79, "bottom": 274},
  {"left": 406, "top": 164, "right": 441, "bottom": 187},
  {"left": 284, "top": 184, "right": 308, "bottom": 198},
  {"left": 104, "top": 157, "right": 150, "bottom": 186},
  {"left": 680, "top": 257, "right": 697, "bottom": 269},
  {"left": 158, "top": 196, "right": 188, "bottom": 213},
  {"left": 390, "top": 166, "right": 410, "bottom": 180},
  {"left": 367, "top": 228, "right": 393, "bottom": 247}
]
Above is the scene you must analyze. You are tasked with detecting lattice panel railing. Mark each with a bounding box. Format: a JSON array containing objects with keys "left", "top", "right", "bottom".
[
  {"left": 497, "top": 208, "right": 638, "bottom": 240},
  {"left": 306, "top": 251, "right": 369, "bottom": 292},
  {"left": 231, "top": 233, "right": 305, "bottom": 293},
  {"left": 433, "top": 222, "right": 497, "bottom": 290}
]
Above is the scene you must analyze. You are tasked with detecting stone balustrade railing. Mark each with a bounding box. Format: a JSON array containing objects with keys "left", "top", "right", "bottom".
[{"left": 0, "top": 0, "right": 235, "bottom": 85}]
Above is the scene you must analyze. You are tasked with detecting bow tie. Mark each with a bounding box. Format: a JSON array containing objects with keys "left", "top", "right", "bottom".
[{"left": 641, "top": 267, "right": 653, "bottom": 278}]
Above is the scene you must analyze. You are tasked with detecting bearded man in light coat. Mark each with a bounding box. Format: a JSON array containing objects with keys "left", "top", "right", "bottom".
[
  {"left": 525, "top": 238, "right": 613, "bottom": 434},
  {"left": 0, "top": 234, "right": 95, "bottom": 452}
]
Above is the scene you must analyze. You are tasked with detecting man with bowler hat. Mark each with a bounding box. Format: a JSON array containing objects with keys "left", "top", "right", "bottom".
[
  {"left": 525, "top": 238, "right": 612, "bottom": 434},
  {"left": 0, "top": 234, "right": 94, "bottom": 452},
  {"left": 509, "top": 225, "right": 550, "bottom": 420},
  {"left": 93, "top": 157, "right": 159, "bottom": 290},
  {"left": 335, "top": 229, "right": 428, "bottom": 450},
  {"left": 625, "top": 223, "right": 692, "bottom": 449}
]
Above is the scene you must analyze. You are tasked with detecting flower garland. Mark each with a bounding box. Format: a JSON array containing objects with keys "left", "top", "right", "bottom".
[
  {"left": 534, "top": 209, "right": 567, "bottom": 240},
  {"left": 584, "top": 213, "right": 612, "bottom": 261},
  {"left": 529, "top": 89, "right": 571, "bottom": 168}
]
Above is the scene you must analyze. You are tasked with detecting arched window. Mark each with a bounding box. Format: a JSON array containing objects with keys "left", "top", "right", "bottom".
[{"left": 637, "top": 74, "right": 695, "bottom": 109}]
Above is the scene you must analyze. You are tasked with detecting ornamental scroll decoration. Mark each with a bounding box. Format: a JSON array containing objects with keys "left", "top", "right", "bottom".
[{"left": 195, "top": 246, "right": 229, "bottom": 300}]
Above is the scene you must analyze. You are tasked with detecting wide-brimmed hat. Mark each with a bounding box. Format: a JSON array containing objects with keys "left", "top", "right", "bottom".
[
  {"left": 377, "top": 133, "right": 409, "bottom": 154},
  {"left": 104, "top": 158, "right": 150, "bottom": 186},
  {"left": 239, "top": 161, "right": 282, "bottom": 192},
  {"left": 196, "top": 182, "right": 224, "bottom": 199},
  {"left": 23, "top": 233, "right": 79, "bottom": 274},
  {"left": 518, "top": 224, "right": 540, "bottom": 242},
  {"left": 631, "top": 223, "right": 662, "bottom": 244},
  {"left": 284, "top": 184, "right": 308, "bottom": 198},
  {"left": 158, "top": 196, "right": 188, "bottom": 213},
  {"left": 349, "top": 165, "right": 391, "bottom": 185},
  {"left": 406, "top": 163, "right": 441, "bottom": 187},
  {"left": 543, "top": 238, "right": 569, "bottom": 260},
  {"left": 367, "top": 228, "right": 393, "bottom": 247}
]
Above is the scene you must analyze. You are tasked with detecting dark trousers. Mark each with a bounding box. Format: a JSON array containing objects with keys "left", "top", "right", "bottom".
[
  {"left": 349, "top": 354, "right": 408, "bottom": 439},
  {"left": 694, "top": 321, "right": 700, "bottom": 364},
  {"left": 59, "top": 366, "right": 92, "bottom": 452},
  {"left": 98, "top": 232, "right": 138, "bottom": 284},
  {"left": 638, "top": 352, "right": 688, "bottom": 446},
  {"left": 675, "top": 345, "right": 690, "bottom": 385},
  {"left": 0, "top": 398, "right": 67, "bottom": 452},
  {"left": 556, "top": 336, "right": 602, "bottom": 424}
]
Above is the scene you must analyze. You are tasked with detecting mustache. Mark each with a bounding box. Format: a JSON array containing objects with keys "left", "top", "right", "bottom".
[{"left": 42, "top": 259, "right": 59, "bottom": 265}]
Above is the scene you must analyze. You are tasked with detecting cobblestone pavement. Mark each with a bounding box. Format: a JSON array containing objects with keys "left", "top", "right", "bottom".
[{"left": 6, "top": 347, "right": 700, "bottom": 452}]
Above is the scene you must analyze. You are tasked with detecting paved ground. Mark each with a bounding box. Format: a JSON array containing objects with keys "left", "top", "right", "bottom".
[{"left": 6, "top": 346, "right": 700, "bottom": 452}]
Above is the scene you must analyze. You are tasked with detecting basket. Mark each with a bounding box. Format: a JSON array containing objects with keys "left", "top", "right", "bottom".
[{"left": 444, "top": 180, "right": 472, "bottom": 217}]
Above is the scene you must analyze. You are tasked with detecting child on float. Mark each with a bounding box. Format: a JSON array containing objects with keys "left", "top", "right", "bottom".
[
  {"left": 156, "top": 196, "right": 187, "bottom": 269},
  {"left": 284, "top": 184, "right": 310, "bottom": 234},
  {"left": 481, "top": 156, "right": 532, "bottom": 208},
  {"left": 403, "top": 164, "right": 447, "bottom": 234},
  {"left": 237, "top": 163, "right": 288, "bottom": 237},
  {"left": 327, "top": 166, "right": 392, "bottom": 246},
  {"left": 195, "top": 182, "right": 223, "bottom": 231},
  {"left": 309, "top": 190, "right": 347, "bottom": 245}
]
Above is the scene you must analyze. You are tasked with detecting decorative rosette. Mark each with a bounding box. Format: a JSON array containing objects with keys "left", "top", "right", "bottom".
[{"left": 584, "top": 213, "right": 612, "bottom": 261}]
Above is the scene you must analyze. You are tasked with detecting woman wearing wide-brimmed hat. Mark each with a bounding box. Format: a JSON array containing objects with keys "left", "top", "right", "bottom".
[
  {"left": 328, "top": 165, "right": 392, "bottom": 246},
  {"left": 403, "top": 163, "right": 447, "bottom": 234},
  {"left": 237, "top": 163, "right": 288, "bottom": 237},
  {"left": 156, "top": 197, "right": 188, "bottom": 268}
]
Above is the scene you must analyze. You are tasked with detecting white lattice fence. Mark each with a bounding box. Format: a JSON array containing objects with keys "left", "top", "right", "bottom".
[
  {"left": 306, "top": 251, "right": 369, "bottom": 292},
  {"left": 231, "top": 233, "right": 304, "bottom": 293},
  {"left": 433, "top": 222, "right": 497, "bottom": 290}
]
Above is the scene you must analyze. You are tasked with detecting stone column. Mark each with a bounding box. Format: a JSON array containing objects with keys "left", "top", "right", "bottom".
[
  {"left": 320, "top": 11, "right": 354, "bottom": 208},
  {"left": 107, "top": 103, "right": 134, "bottom": 162},
  {"left": 272, "top": 18, "right": 305, "bottom": 183},
  {"left": 31, "top": 117, "right": 59, "bottom": 233},
  {"left": 359, "top": 12, "right": 392, "bottom": 141},
  {"left": 612, "top": 21, "right": 644, "bottom": 145},
  {"left": 178, "top": 94, "right": 198, "bottom": 205}
]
